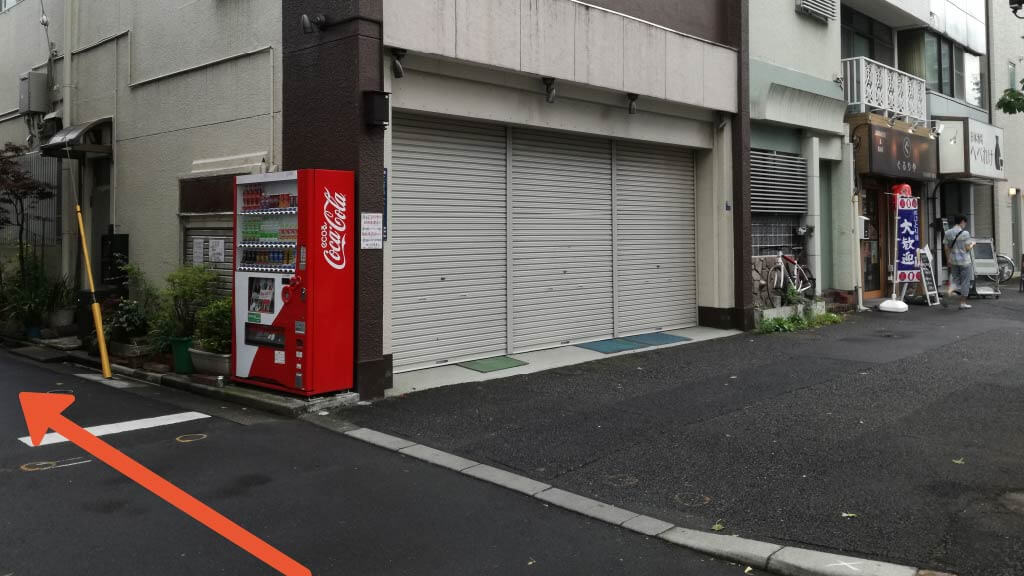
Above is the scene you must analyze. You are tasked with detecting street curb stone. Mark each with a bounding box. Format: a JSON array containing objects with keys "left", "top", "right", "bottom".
[
  {"left": 399, "top": 444, "right": 478, "bottom": 471},
  {"left": 462, "top": 464, "right": 551, "bottom": 496},
  {"left": 64, "top": 349, "right": 357, "bottom": 417},
  {"left": 536, "top": 488, "right": 637, "bottom": 525},
  {"left": 767, "top": 547, "right": 917, "bottom": 576},
  {"left": 344, "top": 428, "right": 416, "bottom": 451},
  {"left": 622, "top": 514, "right": 674, "bottom": 536},
  {"left": 659, "top": 527, "right": 784, "bottom": 570}
]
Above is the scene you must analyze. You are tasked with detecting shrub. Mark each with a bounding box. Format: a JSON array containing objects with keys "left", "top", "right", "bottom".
[
  {"left": 759, "top": 312, "right": 844, "bottom": 334},
  {"left": 109, "top": 298, "right": 150, "bottom": 341},
  {"left": 47, "top": 274, "right": 77, "bottom": 312},
  {"left": 159, "top": 265, "right": 219, "bottom": 339},
  {"left": 195, "top": 297, "right": 232, "bottom": 354},
  {"left": 2, "top": 250, "right": 49, "bottom": 327}
]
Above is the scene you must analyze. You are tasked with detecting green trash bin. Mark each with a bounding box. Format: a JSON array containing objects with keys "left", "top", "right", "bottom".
[{"left": 170, "top": 336, "right": 194, "bottom": 374}]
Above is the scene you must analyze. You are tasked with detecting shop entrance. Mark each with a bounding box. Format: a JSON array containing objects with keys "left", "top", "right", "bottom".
[{"left": 861, "top": 185, "right": 889, "bottom": 299}]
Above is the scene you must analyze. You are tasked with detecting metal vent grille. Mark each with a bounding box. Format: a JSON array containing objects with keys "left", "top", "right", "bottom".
[
  {"left": 751, "top": 149, "right": 808, "bottom": 214},
  {"left": 795, "top": 0, "right": 836, "bottom": 21}
]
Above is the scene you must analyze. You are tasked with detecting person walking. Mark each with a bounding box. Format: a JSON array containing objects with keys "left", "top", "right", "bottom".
[{"left": 943, "top": 215, "right": 974, "bottom": 310}]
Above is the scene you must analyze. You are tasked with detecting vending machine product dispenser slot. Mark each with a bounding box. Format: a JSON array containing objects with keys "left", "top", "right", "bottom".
[{"left": 232, "top": 170, "right": 354, "bottom": 395}]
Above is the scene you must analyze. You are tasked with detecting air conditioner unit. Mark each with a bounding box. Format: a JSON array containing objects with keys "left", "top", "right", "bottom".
[
  {"left": 18, "top": 71, "right": 48, "bottom": 114},
  {"left": 796, "top": 0, "right": 837, "bottom": 22}
]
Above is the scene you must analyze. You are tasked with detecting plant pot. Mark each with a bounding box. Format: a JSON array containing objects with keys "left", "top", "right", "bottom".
[
  {"left": 170, "top": 336, "right": 194, "bottom": 374},
  {"left": 49, "top": 307, "right": 75, "bottom": 328},
  {"left": 109, "top": 337, "right": 153, "bottom": 359},
  {"left": 189, "top": 347, "right": 231, "bottom": 376},
  {"left": 25, "top": 325, "right": 42, "bottom": 339}
]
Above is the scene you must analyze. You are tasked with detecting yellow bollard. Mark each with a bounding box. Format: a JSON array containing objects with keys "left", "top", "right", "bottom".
[{"left": 76, "top": 204, "right": 112, "bottom": 378}]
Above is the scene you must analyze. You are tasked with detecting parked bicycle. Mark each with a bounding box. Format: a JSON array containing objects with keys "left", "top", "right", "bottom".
[
  {"left": 767, "top": 249, "right": 814, "bottom": 298},
  {"left": 987, "top": 253, "right": 1016, "bottom": 284}
]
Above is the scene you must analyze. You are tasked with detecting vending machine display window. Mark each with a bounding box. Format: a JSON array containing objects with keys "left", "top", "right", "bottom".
[
  {"left": 248, "top": 277, "right": 276, "bottom": 314},
  {"left": 245, "top": 323, "right": 286, "bottom": 348}
]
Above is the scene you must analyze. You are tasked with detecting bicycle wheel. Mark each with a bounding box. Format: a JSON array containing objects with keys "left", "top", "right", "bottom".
[
  {"left": 793, "top": 265, "right": 814, "bottom": 294},
  {"left": 988, "top": 254, "right": 1015, "bottom": 283},
  {"left": 766, "top": 265, "right": 786, "bottom": 296}
]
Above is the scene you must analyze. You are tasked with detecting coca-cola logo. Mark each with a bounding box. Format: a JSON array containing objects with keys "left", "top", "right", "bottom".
[{"left": 320, "top": 187, "right": 347, "bottom": 270}]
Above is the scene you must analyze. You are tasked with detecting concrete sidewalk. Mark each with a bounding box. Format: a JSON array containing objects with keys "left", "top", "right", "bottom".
[{"left": 334, "top": 290, "right": 1024, "bottom": 576}]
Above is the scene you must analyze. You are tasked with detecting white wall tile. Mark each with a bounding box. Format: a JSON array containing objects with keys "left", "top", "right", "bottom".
[
  {"left": 456, "top": 0, "right": 521, "bottom": 70},
  {"left": 573, "top": 4, "right": 624, "bottom": 91},
  {"left": 623, "top": 19, "right": 666, "bottom": 99},
  {"left": 521, "top": 0, "right": 575, "bottom": 79}
]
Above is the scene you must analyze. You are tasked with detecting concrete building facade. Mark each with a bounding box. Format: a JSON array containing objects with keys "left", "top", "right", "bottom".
[
  {"left": 989, "top": 2, "right": 1024, "bottom": 269},
  {"left": 0, "top": 0, "right": 282, "bottom": 289}
]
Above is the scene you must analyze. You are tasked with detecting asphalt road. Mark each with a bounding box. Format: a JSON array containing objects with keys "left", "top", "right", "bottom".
[
  {"left": 341, "top": 289, "right": 1024, "bottom": 576},
  {"left": 0, "top": 351, "right": 739, "bottom": 575}
]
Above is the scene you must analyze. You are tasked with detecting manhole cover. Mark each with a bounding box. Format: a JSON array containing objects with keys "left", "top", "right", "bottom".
[{"left": 673, "top": 492, "right": 712, "bottom": 507}]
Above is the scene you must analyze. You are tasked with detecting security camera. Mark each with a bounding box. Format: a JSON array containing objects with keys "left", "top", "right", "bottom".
[{"left": 301, "top": 13, "right": 328, "bottom": 34}]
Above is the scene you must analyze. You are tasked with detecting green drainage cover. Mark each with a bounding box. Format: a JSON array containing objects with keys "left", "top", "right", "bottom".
[
  {"left": 459, "top": 356, "right": 528, "bottom": 373},
  {"left": 623, "top": 332, "right": 690, "bottom": 346},
  {"left": 576, "top": 339, "right": 647, "bottom": 354}
]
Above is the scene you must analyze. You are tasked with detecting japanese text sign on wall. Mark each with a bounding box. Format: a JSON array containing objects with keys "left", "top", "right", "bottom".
[
  {"left": 869, "top": 125, "right": 937, "bottom": 180},
  {"left": 895, "top": 194, "right": 921, "bottom": 284}
]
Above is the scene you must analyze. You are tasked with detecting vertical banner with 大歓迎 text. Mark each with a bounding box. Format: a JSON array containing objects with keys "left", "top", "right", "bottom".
[{"left": 895, "top": 196, "right": 921, "bottom": 284}]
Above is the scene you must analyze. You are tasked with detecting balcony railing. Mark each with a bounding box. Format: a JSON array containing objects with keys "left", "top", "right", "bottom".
[{"left": 842, "top": 57, "right": 927, "bottom": 123}]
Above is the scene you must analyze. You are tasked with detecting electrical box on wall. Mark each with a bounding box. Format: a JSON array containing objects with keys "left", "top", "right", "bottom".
[{"left": 18, "top": 71, "right": 47, "bottom": 114}]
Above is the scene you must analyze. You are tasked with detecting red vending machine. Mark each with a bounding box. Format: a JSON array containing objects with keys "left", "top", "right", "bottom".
[{"left": 232, "top": 169, "right": 355, "bottom": 396}]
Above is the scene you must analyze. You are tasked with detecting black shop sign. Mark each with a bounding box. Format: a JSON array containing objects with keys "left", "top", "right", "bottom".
[{"left": 868, "top": 125, "right": 937, "bottom": 180}]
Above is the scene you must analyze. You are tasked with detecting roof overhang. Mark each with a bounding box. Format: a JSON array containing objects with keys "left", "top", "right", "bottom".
[{"left": 41, "top": 117, "right": 112, "bottom": 160}]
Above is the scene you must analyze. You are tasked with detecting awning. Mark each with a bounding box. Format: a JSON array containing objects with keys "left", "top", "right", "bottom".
[{"left": 40, "top": 116, "right": 112, "bottom": 159}]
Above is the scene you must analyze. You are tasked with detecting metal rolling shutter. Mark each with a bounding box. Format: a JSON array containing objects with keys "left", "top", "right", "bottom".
[
  {"left": 510, "top": 128, "right": 613, "bottom": 352},
  {"left": 391, "top": 113, "right": 508, "bottom": 371},
  {"left": 182, "top": 215, "right": 233, "bottom": 296},
  {"left": 614, "top": 142, "right": 697, "bottom": 335}
]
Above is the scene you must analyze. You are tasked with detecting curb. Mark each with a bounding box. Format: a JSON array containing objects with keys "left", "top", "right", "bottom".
[
  {"left": 327, "top": 426, "right": 951, "bottom": 576},
  {"left": 63, "top": 350, "right": 357, "bottom": 417}
]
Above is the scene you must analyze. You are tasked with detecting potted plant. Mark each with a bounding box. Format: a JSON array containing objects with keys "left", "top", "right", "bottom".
[
  {"left": 107, "top": 298, "right": 152, "bottom": 359},
  {"left": 47, "top": 274, "right": 77, "bottom": 328},
  {"left": 190, "top": 297, "right": 232, "bottom": 376},
  {"left": 159, "top": 265, "right": 218, "bottom": 374},
  {"left": 4, "top": 253, "right": 49, "bottom": 338}
]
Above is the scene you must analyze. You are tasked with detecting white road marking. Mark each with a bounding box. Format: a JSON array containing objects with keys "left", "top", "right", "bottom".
[
  {"left": 73, "top": 373, "right": 145, "bottom": 389},
  {"left": 19, "top": 411, "right": 210, "bottom": 447},
  {"left": 826, "top": 561, "right": 863, "bottom": 571}
]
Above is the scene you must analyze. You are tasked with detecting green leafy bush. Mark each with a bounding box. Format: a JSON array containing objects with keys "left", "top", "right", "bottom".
[
  {"left": 195, "top": 297, "right": 232, "bottom": 354},
  {"left": 159, "top": 265, "right": 219, "bottom": 339},
  {"left": 47, "top": 274, "right": 77, "bottom": 312},
  {"left": 759, "top": 312, "right": 844, "bottom": 334},
  {"left": 109, "top": 299, "right": 150, "bottom": 341},
  {"left": 2, "top": 250, "right": 49, "bottom": 327}
]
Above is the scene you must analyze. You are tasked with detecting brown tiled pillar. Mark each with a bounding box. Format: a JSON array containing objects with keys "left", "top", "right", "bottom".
[
  {"left": 282, "top": 1, "right": 390, "bottom": 398},
  {"left": 731, "top": 0, "right": 755, "bottom": 331}
]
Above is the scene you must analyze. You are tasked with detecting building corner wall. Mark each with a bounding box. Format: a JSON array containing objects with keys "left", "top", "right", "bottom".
[{"left": 281, "top": 0, "right": 391, "bottom": 399}]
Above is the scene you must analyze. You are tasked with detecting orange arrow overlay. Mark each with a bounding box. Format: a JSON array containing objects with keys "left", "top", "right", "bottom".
[{"left": 19, "top": 392, "right": 311, "bottom": 576}]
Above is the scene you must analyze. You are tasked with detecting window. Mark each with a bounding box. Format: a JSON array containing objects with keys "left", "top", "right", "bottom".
[
  {"left": 915, "top": 30, "right": 985, "bottom": 107},
  {"left": 964, "top": 52, "right": 986, "bottom": 107},
  {"left": 1010, "top": 61, "right": 1018, "bottom": 92},
  {"left": 1, "top": 0, "right": 23, "bottom": 10},
  {"left": 841, "top": 6, "right": 894, "bottom": 66}
]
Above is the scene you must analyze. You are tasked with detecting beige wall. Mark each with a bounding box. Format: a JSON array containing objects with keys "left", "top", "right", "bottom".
[
  {"left": 989, "top": 3, "right": 1023, "bottom": 260},
  {"left": 0, "top": 0, "right": 283, "bottom": 285},
  {"left": 750, "top": 0, "right": 840, "bottom": 83}
]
